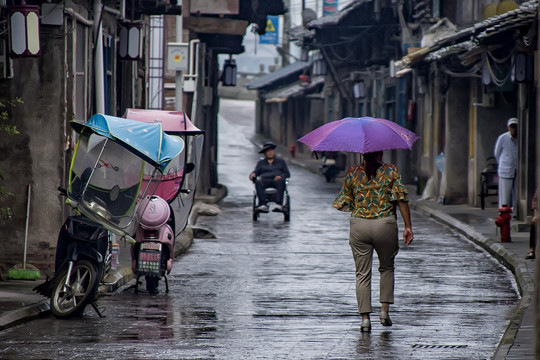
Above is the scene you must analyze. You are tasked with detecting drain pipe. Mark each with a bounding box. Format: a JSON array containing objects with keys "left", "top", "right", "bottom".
[{"left": 93, "top": 0, "right": 105, "bottom": 114}]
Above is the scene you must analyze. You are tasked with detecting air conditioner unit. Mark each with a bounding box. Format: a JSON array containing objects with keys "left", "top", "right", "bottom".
[{"left": 0, "top": 39, "right": 13, "bottom": 80}]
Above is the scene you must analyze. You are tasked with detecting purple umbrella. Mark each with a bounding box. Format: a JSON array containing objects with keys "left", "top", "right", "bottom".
[{"left": 297, "top": 117, "right": 420, "bottom": 153}]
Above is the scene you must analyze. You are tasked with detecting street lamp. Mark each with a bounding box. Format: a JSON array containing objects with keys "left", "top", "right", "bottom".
[
  {"left": 221, "top": 55, "right": 237, "bottom": 87},
  {"left": 8, "top": 4, "right": 41, "bottom": 57}
]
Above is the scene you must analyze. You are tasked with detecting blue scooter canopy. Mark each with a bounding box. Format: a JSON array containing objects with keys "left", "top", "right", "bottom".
[{"left": 71, "top": 114, "right": 184, "bottom": 173}]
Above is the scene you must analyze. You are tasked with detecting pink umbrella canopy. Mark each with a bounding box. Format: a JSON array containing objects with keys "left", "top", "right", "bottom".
[{"left": 297, "top": 117, "right": 420, "bottom": 153}]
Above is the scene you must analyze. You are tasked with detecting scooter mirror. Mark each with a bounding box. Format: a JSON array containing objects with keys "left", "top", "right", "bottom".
[
  {"left": 185, "top": 162, "right": 195, "bottom": 174},
  {"left": 110, "top": 185, "right": 120, "bottom": 201}
]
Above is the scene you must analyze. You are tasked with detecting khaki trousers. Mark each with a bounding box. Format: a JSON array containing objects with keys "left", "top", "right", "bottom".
[{"left": 349, "top": 216, "right": 399, "bottom": 314}]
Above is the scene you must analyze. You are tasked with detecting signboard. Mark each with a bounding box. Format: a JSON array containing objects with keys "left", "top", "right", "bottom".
[
  {"left": 323, "top": 0, "right": 338, "bottom": 16},
  {"left": 259, "top": 16, "right": 279, "bottom": 45}
]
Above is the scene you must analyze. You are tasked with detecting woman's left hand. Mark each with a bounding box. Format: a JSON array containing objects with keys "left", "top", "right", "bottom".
[{"left": 403, "top": 227, "right": 413, "bottom": 246}]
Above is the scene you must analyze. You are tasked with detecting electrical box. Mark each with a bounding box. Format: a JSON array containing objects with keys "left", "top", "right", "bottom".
[
  {"left": 167, "top": 43, "right": 189, "bottom": 72},
  {"left": 183, "top": 75, "right": 196, "bottom": 93}
]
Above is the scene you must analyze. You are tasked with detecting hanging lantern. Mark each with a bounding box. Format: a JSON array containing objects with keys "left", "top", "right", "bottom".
[
  {"left": 352, "top": 80, "right": 366, "bottom": 99},
  {"left": 221, "top": 57, "right": 237, "bottom": 86},
  {"left": 8, "top": 5, "right": 41, "bottom": 57},
  {"left": 119, "top": 22, "right": 142, "bottom": 60}
]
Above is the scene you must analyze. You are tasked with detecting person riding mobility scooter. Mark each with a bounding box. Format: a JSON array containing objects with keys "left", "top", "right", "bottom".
[{"left": 249, "top": 142, "right": 291, "bottom": 222}]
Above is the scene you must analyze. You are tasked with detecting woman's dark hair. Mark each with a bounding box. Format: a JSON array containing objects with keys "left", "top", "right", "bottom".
[{"left": 363, "top": 151, "right": 382, "bottom": 179}]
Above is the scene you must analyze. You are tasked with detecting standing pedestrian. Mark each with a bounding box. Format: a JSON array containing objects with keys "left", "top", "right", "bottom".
[
  {"left": 494, "top": 117, "right": 518, "bottom": 210},
  {"left": 333, "top": 151, "right": 413, "bottom": 332}
]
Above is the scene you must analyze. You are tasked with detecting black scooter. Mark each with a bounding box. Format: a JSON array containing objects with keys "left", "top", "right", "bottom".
[{"left": 35, "top": 193, "right": 113, "bottom": 318}]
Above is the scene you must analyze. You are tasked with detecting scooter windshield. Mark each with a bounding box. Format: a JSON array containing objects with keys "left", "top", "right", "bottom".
[{"left": 68, "top": 134, "right": 162, "bottom": 234}]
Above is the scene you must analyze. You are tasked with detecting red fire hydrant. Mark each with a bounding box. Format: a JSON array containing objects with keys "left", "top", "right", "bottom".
[
  {"left": 495, "top": 205, "right": 512, "bottom": 242},
  {"left": 289, "top": 144, "right": 296, "bottom": 158}
]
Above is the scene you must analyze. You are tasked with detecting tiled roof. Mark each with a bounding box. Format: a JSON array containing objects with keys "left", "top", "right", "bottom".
[
  {"left": 307, "top": 1, "right": 369, "bottom": 30},
  {"left": 262, "top": 76, "right": 325, "bottom": 101},
  {"left": 287, "top": 25, "right": 315, "bottom": 43},
  {"left": 432, "top": 0, "right": 537, "bottom": 48},
  {"left": 287, "top": 0, "right": 370, "bottom": 43},
  {"left": 245, "top": 61, "right": 311, "bottom": 90},
  {"left": 394, "top": 0, "right": 538, "bottom": 73}
]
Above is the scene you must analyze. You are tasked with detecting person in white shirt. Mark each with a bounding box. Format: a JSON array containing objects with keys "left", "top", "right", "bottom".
[{"left": 494, "top": 117, "right": 518, "bottom": 209}]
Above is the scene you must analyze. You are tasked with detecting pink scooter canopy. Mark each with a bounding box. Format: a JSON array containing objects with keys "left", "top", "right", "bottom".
[{"left": 140, "top": 196, "right": 171, "bottom": 230}]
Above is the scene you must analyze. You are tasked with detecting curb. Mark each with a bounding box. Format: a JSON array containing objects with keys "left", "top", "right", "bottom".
[
  {"left": 0, "top": 266, "right": 133, "bottom": 331},
  {"left": 410, "top": 201, "right": 533, "bottom": 360},
  {"left": 0, "top": 300, "right": 50, "bottom": 331},
  {"left": 100, "top": 266, "right": 136, "bottom": 293}
]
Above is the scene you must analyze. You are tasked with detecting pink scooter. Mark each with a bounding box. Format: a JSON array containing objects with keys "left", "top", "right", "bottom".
[{"left": 130, "top": 196, "right": 174, "bottom": 294}]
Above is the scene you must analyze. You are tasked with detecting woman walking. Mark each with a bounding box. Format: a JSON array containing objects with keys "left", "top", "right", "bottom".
[{"left": 333, "top": 151, "right": 413, "bottom": 332}]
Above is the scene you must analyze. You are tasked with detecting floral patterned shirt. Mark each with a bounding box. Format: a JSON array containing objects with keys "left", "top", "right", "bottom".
[{"left": 332, "top": 163, "right": 408, "bottom": 219}]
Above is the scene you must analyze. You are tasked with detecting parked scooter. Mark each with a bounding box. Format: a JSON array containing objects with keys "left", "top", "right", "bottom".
[
  {"left": 45, "top": 204, "right": 114, "bottom": 318},
  {"left": 123, "top": 109, "right": 204, "bottom": 295},
  {"left": 129, "top": 195, "right": 175, "bottom": 294},
  {"left": 319, "top": 152, "right": 342, "bottom": 183},
  {"left": 34, "top": 114, "right": 184, "bottom": 318}
]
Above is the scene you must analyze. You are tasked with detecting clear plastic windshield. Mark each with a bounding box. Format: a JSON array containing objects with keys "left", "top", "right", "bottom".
[
  {"left": 68, "top": 134, "right": 162, "bottom": 235},
  {"left": 168, "top": 133, "right": 204, "bottom": 235}
]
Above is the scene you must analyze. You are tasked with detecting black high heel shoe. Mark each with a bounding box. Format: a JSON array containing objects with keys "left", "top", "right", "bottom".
[{"left": 380, "top": 311, "right": 392, "bottom": 326}]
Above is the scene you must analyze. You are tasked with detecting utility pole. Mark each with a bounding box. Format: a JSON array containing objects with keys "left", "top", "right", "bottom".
[
  {"left": 536, "top": 8, "right": 540, "bottom": 358},
  {"left": 282, "top": 0, "right": 291, "bottom": 66},
  {"left": 93, "top": 0, "right": 105, "bottom": 113},
  {"left": 175, "top": 1, "right": 183, "bottom": 111}
]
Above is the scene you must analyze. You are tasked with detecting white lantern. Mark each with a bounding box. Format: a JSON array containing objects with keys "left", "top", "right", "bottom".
[
  {"left": 119, "top": 22, "right": 142, "bottom": 60},
  {"left": 8, "top": 5, "right": 41, "bottom": 57}
]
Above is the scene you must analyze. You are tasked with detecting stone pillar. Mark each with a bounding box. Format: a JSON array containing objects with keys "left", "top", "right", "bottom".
[{"left": 444, "top": 78, "right": 469, "bottom": 204}]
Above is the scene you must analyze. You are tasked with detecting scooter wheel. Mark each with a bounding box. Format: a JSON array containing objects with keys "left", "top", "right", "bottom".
[{"left": 50, "top": 260, "right": 99, "bottom": 318}]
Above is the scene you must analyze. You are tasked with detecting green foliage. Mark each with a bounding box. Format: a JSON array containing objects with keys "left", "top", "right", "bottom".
[{"left": 0, "top": 97, "right": 22, "bottom": 222}]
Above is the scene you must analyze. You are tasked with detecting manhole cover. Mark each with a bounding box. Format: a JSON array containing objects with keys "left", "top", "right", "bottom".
[{"left": 412, "top": 344, "right": 468, "bottom": 349}]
